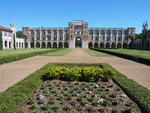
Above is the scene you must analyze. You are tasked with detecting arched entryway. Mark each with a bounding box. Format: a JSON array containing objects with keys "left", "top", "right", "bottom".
[
  {"left": 117, "top": 43, "right": 121, "bottom": 48},
  {"left": 31, "top": 42, "right": 33, "bottom": 48},
  {"left": 123, "top": 43, "right": 127, "bottom": 49},
  {"left": 64, "top": 42, "right": 68, "bottom": 48},
  {"left": 94, "top": 43, "right": 98, "bottom": 48},
  {"left": 58, "top": 42, "right": 62, "bottom": 48},
  {"left": 47, "top": 42, "right": 51, "bottom": 48},
  {"left": 106, "top": 43, "right": 110, "bottom": 48},
  {"left": 9, "top": 42, "right": 11, "bottom": 48},
  {"left": 100, "top": 43, "right": 104, "bottom": 48},
  {"left": 75, "top": 37, "right": 82, "bottom": 48},
  {"left": 53, "top": 42, "right": 57, "bottom": 48},
  {"left": 36, "top": 42, "right": 40, "bottom": 48},
  {"left": 22, "top": 43, "right": 23, "bottom": 48},
  {"left": 88, "top": 42, "right": 92, "bottom": 48},
  {"left": 5, "top": 41, "right": 7, "bottom": 48},
  {"left": 111, "top": 43, "right": 116, "bottom": 48},
  {"left": 42, "top": 42, "right": 46, "bottom": 48}
]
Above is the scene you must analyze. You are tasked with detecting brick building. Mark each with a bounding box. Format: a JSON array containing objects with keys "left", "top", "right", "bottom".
[{"left": 22, "top": 20, "right": 135, "bottom": 49}]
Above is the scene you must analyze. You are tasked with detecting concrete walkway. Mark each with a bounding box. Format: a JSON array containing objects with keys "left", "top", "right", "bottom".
[{"left": 0, "top": 49, "right": 150, "bottom": 92}]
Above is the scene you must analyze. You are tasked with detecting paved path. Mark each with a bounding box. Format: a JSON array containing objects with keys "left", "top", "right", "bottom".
[{"left": 0, "top": 49, "right": 150, "bottom": 92}]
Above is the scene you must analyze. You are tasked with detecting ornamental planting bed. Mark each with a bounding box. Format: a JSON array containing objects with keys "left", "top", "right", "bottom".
[{"left": 16, "top": 66, "right": 141, "bottom": 113}]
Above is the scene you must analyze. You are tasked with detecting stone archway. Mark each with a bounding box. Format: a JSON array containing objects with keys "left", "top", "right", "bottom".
[
  {"left": 88, "top": 42, "right": 92, "bottom": 48},
  {"left": 31, "top": 42, "right": 33, "bottom": 48},
  {"left": 106, "top": 43, "right": 110, "bottom": 48},
  {"left": 64, "top": 42, "right": 68, "bottom": 48},
  {"left": 94, "top": 43, "right": 98, "bottom": 48},
  {"left": 117, "top": 43, "right": 121, "bottom": 48},
  {"left": 47, "top": 42, "right": 51, "bottom": 48},
  {"left": 75, "top": 37, "right": 82, "bottom": 48},
  {"left": 111, "top": 43, "right": 116, "bottom": 48},
  {"left": 36, "top": 42, "right": 40, "bottom": 48},
  {"left": 58, "top": 42, "right": 62, "bottom": 48},
  {"left": 100, "top": 43, "right": 104, "bottom": 48},
  {"left": 42, "top": 42, "right": 46, "bottom": 48},
  {"left": 53, "top": 42, "right": 57, "bottom": 48},
  {"left": 9, "top": 42, "right": 11, "bottom": 48}
]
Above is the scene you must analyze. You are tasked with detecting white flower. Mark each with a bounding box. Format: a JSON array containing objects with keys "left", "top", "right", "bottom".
[
  {"left": 98, "top": 98, "right": 103, "bottom": 102},
  {"left": 121, "top": 94, "right": 126, "bottom": 98},
  {"left": 95, "top": 84, "right": 98, "bottom": 88}
]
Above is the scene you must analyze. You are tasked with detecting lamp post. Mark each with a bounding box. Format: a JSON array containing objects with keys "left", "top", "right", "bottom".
[{"left": 142, "top": 21, "right": 148, "bottom": 50}]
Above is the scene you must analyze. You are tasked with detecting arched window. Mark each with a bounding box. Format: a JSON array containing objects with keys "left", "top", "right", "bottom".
[
  {"left": 54, "top": 36, "right": 56, "bottom": 40},
  {"left": 59, "top": 37, "right": 61, "bottom": 40},
  {"left": 77, "top": 31, "right": 80, "bottom": 34},
  {"left": 71, "top": 25, "right": 72, "bottom": 28},
  {"left": 95, "top": 37, "right": 98, "bottom": 41},
  {"left": 37, "top": 36, "right": 39, "bottom": 40},
  {"left": 65, "top": 36, "right": 67, "bottom": 41},
  {"left": 43, "top": 36, "right": 45, "bottom": 40},
  {"left": 107, "top": 37, "right": 109, "bottom": 41}
]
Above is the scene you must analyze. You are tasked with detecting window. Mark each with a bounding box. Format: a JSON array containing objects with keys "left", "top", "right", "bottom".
[
  {"left": 47, "top": 36, "right": 50, "bottom": 40},
  {"left": 77, "top": 31, "right": 80, "bottom": 34},
  {"left": 4, "top": 32, "right": 7, "bottom": 36},
  {"left": 31, "top": 36, "right": 33, "bottom": 40},
  {"left": 119, "top": 37, "right": 121, "bottom": 41},
  {"left": 74, "top": 31, "right": 76, "bottom": 34},
  {"left": 65, "top": 31, "right": 68, "bottom": 34},
  {"left": 36, "top": 31, "right": 39, "bottom": 35},
  {"left": 54, "top": 36, "right": 56, "bottom": 40},
  {"left": 59, "top": 37, "right": 61, "bottom": 40},
  {"left": 95, "top": 37, "right": 98, "bottom": 41},
  {"left": 42, "top": 36, "right": 45, "bottom": 40},
  {"left": 48, "top": 31, "right": 51, "bottom": 34},
  {"left": 65, "top": 36, "right": 67, "bottom": 41},
  {"left": 53, "top": 31, "right": 56, "bottom": 34},
  {"left": 59, "top": 31, "right": 62, "bottom": 35},
  {"left": 131, "top": 31, "right": 132, "bottom": 35},
  {"left": 107, "top": 37, "right": 109, "bottom": 41},
  {"left": 31, "top": 31, "right": 34, "bottom": 35},
  {"left": 75, "top": 26, "right": 76, "bottom": 29},
  {"left": 37, "top": 36, "right": 39, "bottom": 40},
  {"left": 71, "top": 25, "right": 72, "bottom": 28},
  {"left": 81, "top": 31, "right": 83, "bottom": 34},
  {"left": 85, "top": 25, "right": 86, "bottom": 28},
  {"left": 42, "top": 31, "right": 45, "bottom": 35},
  {"left": 9, "top": 33, "right": 11, "bottom": 37},
  {"left": 113, "top": 36, "right": 115, "bottom": 40}
]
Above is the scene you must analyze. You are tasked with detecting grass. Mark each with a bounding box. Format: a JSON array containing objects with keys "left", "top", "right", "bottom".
[
  {"left": 0, "top": 48, "right": 59, "bottom": 57},
  {"left": 100, "top": 49, "right": 150, "bottom": 58},
  {"left": 41, "top": 48, "right": 73, "bottom": 56},
  {"left": 83, "top": 49, "right": 115, "bottom": 57}
]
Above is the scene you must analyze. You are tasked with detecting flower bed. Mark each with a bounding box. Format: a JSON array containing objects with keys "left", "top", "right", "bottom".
[{"left": 16, "top": 79, "right": 141, "bottom": 113}]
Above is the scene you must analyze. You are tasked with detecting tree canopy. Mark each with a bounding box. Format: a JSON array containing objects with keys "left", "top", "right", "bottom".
[
  {"left": 135, "top": 33, "right": 142, "bottom": 39},
  {"left": 16, "top": 31, "right": 22, "bottom": 38}
]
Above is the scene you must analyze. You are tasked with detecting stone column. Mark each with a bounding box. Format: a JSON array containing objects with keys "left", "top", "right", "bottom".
[
  {"left": 116, "top": 32, "right": 118, "bottom": 41},
  {"left": 93, "top": 31, "right": 94, "bottom": 41},
  {"left": 28, "top": 42, "right": 30, "bottom": 48},
  {"left": 57, "top": 31, "right": 58, "bottom": 40},
  {"left": 51, "top": 42, "right": 53, "bottom": 48},
  {"left": 40, "top": 42, "right": 42, "bottom": 48},
  {"left": 40, "top": 30, "right": 42, "bottom": 40},
  {"left": 92, "top": 42, "right": 94, "bottom": 48},
  {"left": 45, "top": 42, "right": 47, "bottom": 48},
  {"left": 7, "top": 40, "right": 9, "bottom": 48},
  {"left": 110, "top": 31, "right": 112, "bottom": 41},
  {"left": 110, "top": 42, "right": 112, "bottom": 48},
  {"left": 51, "top": 31, "right": 53, "bottom": 40},
  {"left": 99, "top": 31, "right": 100, "bottom": 41},
  {"left": 62, "top": 31, "right": 64, "bottom": 40},
  {"left": 104, "top": 31, "right": 106, "bottom": 41},
  {"left": 115, "top": 43, "right": 117, "bottom": 48},
  {"left": 57, "top": 42, "right": 58, "bottom": 48},
  {"left": 98, "top": 43, "right": 100, "bottom": 48},
  {"left": 104, "top": 42, "right": 106, "bottom": 48},
  {"left": 121, "top": 42, "right": 123, "bottom": 49},
  {"left": 62, "top": 42, "right": 64, "bottom": 48}
]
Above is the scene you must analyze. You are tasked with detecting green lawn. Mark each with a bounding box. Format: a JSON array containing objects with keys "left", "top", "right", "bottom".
[
  {"left": 0, "top": 48, "right": 59, "bottom": 57},
  {"left": 83, "top": 49, "right": 115, "bottom": 57},
  {"left": 100, "top": 49, "right": 150, "bottom": 58},
  {"left": 41, "top": 48, "right": 73, "bottom": 56}
]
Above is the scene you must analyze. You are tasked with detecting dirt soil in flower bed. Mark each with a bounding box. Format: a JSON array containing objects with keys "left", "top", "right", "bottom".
[{"left": 16, "top": 79, "right": 141, "bottom": 113}]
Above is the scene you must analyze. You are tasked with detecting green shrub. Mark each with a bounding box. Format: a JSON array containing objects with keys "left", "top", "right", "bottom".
[
  {"left": 46, "top": 67, "right": 115, "bottom": 82},
  {"left": 0, "top": 49, "right": 59, "bottom": 65}
]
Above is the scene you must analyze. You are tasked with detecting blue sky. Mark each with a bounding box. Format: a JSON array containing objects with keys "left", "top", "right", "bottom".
[{"left": 0, "top": 0, "right": 150, "bottom": 34}]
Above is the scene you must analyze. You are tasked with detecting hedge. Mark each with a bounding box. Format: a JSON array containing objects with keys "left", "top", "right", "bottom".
[
  {"left": 0, "top": 49, "right": 60, "bottom": 65},
  {"left": 100, "top": 63, "right": 150, "bottom": 113},
  {"left": 0, "top": 63, "right": 149, "bottom": 113},
  {"left": 91, "top": 48, "right": 150, "bottom": 66}
]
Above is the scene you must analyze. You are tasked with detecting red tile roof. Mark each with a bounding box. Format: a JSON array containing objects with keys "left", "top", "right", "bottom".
[
  {"left": 146, "top": 30, "right": 150, "bottom": 32},
  {"left": 0, "top": 26, "right": 12, "bottom": 32}
]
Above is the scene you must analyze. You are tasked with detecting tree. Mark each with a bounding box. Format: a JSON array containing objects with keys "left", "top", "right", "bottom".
[
  {"left": 25, "top": 36, "right": 27, "bottom": 49},
  {"left": 135, "top": 33, "right": 142, "bottom": 39},
  {"left": 0, "top": 29, "right": 3, "bottom": 50},
  {"left": 142, "top": 35, "right": 146, "bottom": 50},
  {"left": 16, "top": 31, "right": 22, "bottom": 38},
  {"left": 33, "top": 36, "right": 35, "bottom": 48},
  {"left": 131, "top": 37, "right": 134, "bottom": 49},
  {"left": 13, "top": 34, "right": 16, "bottom": 50}
]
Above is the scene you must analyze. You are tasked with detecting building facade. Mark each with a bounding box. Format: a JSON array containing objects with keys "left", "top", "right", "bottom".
[
  {"left": 22, "top": 20, "right": 135, "bottom": 49},
  {"left": 0, "top": 22, "right": 24, "bottom": 49}
]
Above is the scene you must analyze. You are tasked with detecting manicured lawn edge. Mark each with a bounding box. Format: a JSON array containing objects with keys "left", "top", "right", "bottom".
[
  {"left": 100, "top": 63, "right": 150, "bottom": 113},
  {"left": 0, "top": 49, "right": 61, "bottom": 65},
  {"left": 91, "top": 48, "right": 150, "bottom": 65},
  {"left": 0, "top": 63, "right": 149, "bottom": 113}
]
